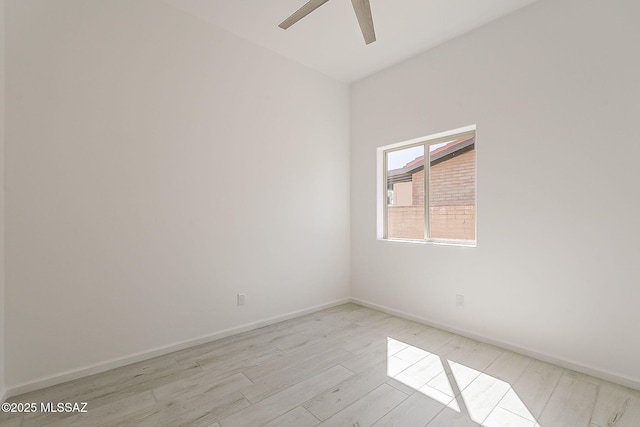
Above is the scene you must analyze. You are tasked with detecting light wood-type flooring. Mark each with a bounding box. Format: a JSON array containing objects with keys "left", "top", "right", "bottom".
[{"left": 1, "top": 303, "right": 639, "bottom": 426}]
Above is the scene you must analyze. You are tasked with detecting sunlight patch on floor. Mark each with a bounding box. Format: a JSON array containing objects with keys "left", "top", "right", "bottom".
[{"left": 386, "top": 337, "right": 539, "bottom": 426}]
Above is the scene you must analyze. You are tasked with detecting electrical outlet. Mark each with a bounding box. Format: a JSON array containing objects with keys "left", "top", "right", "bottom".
[
  {"left": 456, "top": 294, "right": 465, "bottom": 307},
  {"left": 237, "top": 293, "right": 246, "bottom": 306}
]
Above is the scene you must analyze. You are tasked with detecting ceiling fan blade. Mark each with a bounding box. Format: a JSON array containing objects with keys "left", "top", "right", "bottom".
[
  {"left": 279, "top": 0, "right": 331, "bottom": 29},
  {"left": 351, "top": 0, "right": 376, "bottom": 44}
]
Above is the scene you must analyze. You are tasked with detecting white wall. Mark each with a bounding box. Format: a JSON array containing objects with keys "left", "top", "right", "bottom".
[
  {"left": 0, "top": 0, "right": 6, "bottom": 402},
  {"left": 351, "top": 0, "right": 640, "bottom": 386},
  {"left": 5, "top": 0, "right": 350, "bottom": 388}
]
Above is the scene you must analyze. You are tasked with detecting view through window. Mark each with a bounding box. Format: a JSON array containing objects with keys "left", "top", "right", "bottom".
[{"left": 383, "top": 128, "right": 476, "bottom": 244}]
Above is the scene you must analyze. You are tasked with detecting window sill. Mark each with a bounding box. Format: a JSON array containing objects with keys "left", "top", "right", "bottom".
[{"left": 379, "top": 238, "right": 477, "bottom": 248}]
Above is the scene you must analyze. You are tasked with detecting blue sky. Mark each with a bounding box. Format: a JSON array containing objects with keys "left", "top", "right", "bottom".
[{"left": 386, "top": 142, "right": 449, "bottom": 170}]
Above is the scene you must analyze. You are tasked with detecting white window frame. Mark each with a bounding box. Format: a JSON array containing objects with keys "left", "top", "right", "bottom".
[{"left": 377, "top": 125, "right": 477, "bottom": 247}]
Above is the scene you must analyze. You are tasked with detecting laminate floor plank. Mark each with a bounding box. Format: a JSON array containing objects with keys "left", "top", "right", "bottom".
[
  {"left": 591, "top": 381, "right": 640, "bottom": 427},
  {"left": 272, "top": 321, "right": 361, "bottom": 354},
  {"left": 501, "top": 358, "right": 564, "bottom": 420},
  {"left": 372, "top": 391, "right": 450, "bottom": 427},
  {"left": 0, "top": 412, "right": 24, "bottom": 427},
  {"left": 303, "top": 361, "right": 390, "bottom": 421},
  {"left": 386, "top": 376, "right": 419, "bottom": 395},
  {"left": 393, "top": 351, "right": 449, "bottom": 390},
  {"left": 240, "top": 347, "right": 354, "bottom": 403},
  {"left": 171, "top": 325, "right": 296, "bottom": 368},
  {"left": 456, "top": 370, "right": 513, "bottom": 424},
  {"left": 341, "top": 330, "right": 393, "bottom": 357},
  {"left": 427, "top": 407, "right": 482, "bottom": 427},
  {"left": 152, "top": 372, "right": 252, "bottom": 404},
  {"left": 115, "top": 391, "right": 250, "bottom": 427},
  {"left": 261, "top": 406, "right": 319, "bottom": 427},
  {"left": 196, "top": 345, "right": 284, "bottom": 375},
  {"left": 483, "top": 406, "right": 536, "bottom": 427},
  {"left": 174, "top": 331, "right": 286, "bottom": 367},
  {"left": 242, "top": 337, "right": 347, "bottom": 381},
  {"left": 485, "top": 351, "right": 533, "bottom": 384},
  {"left": 352, "top": 308, "right": 392, "bottom": 326},
  {"left": 332, "top": 306, "right": 387, "bottom": 324},
  {"left": 437, "top": 335, "right": 504, "bottom": 373},
  {"left": 218, "top": 365, "right": 354, "bottom": 427},
  {"left": 392, "top": 321, "right": 437, "bottom": 344},
  {"left": 340, "top": 341, "right": 388, "bottom": 373},
  {"left": 317, "top": 383, "right": 407, "bottom": 427},
  {"left": 537, "top": 375, "right": 598, "bottom": 426},
  {"left": 341, "top": 325, "right": 396, "bottom": 355},
  {"left": 401, "top": 326, "right": 457, "bottom": 354}
]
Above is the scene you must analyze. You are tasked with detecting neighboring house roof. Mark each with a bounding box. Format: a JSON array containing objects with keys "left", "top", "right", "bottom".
[{"left": 387, "top": 136, "right": 474, "bottom": 186}]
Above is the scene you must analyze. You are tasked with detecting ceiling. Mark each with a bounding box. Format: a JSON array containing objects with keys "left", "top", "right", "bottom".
[{"left": 162, "top": 0, "right": 540, "bottom": 83}]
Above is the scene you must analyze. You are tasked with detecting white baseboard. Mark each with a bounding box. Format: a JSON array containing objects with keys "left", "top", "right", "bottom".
[
  {"left": 5, "top": 297, "right": 351, "bottom": 398},
  {"left": 350, "top": 297, "right": 640, "bottom": 392},
  {"left": 0, "top": 386, "right": 6, "bottom": 404}
]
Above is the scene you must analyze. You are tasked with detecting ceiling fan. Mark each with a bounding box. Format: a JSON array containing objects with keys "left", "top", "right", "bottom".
[{"left": 279, "top": 0, "right": 376, "bottom": 45}]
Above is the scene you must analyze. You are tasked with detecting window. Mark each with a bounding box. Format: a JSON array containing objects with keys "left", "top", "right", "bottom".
[{"left": 378, "top": 126, "right": 476, "bottom": 245}]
